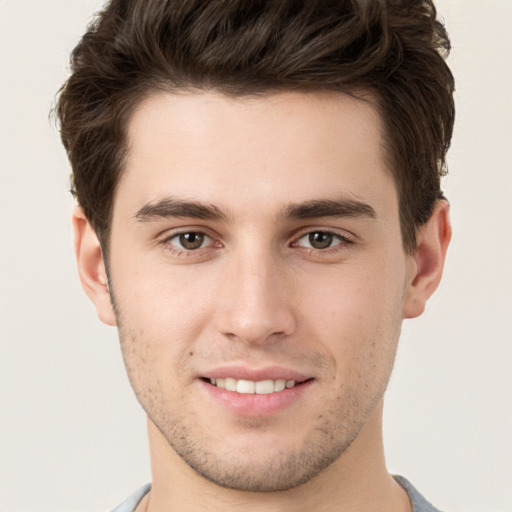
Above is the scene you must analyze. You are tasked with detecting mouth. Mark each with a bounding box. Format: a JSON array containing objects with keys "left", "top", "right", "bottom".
[
  {"left": 204, "top": 377, "right": 304, "bottom": 395},
  {"left": 199, "top": 367, "right": 314, "bottom": 416}
]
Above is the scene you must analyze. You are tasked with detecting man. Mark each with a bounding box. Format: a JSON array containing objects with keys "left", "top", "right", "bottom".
[{"left": 56, "top": 0, "right": 454, "bottom": 510}]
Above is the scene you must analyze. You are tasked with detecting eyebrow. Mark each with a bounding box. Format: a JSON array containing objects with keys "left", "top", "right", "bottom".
[
  {"left": 282, "top": 198, "right": 377, "bottom": 220},
  {"left": 134, "top": 196, "right": 376, "bottom": 223},
  {"left": 135, "top": 197, "right": 229, "bottom": 222}
]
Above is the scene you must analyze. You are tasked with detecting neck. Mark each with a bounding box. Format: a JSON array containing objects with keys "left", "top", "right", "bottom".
[{"left": 142, "top": 402, "right": 411, "bottom": 512}]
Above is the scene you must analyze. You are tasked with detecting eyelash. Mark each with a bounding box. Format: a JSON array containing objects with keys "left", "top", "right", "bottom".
[{"left": 161, "top": 229, "right": 354, "bottom": 256}]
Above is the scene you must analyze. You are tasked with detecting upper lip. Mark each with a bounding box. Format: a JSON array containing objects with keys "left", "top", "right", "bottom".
[{"left": 201, "top": 366, "right": 311, "bottom": 382}]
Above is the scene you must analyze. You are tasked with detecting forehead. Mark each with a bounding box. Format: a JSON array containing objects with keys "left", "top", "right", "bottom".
[{"left": 118, "top": 90, "right": 396, "bottom": 219}]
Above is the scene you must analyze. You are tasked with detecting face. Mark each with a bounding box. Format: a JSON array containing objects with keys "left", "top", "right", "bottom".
[{"left": 104, "top": 91, "right": 415, "bottom": 491}]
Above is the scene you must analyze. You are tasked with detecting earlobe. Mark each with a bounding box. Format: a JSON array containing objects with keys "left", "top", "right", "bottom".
[
  {"left": 403, "top": 200, "right": 452, "bottom": 319},
  {"left": 72, "top": 207, "right": 117, "bottom": 326}
]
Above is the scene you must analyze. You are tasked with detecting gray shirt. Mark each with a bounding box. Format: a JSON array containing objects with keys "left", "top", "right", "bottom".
[{"left": 111, "top": 476, "right": 443, "bottom": 512}]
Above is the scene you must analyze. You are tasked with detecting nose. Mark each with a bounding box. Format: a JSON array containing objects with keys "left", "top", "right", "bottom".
[{"left": 214, "top": 249, "right": 297, "bottom": 346}]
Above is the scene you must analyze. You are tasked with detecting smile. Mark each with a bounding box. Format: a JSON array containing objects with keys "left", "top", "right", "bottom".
[{"left": 209, "top": 378, "right": 298, "bottom": 394}]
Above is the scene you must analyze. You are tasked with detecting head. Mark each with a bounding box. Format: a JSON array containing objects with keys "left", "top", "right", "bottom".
[{"left": 58, "top": 0, "right": 454, "bottom": 495}]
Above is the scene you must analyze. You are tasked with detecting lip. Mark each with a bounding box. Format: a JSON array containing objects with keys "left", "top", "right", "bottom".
[
  {"left": 201, "top": 365, "right": 311, "bottom": 382},
  {"left": 198, "top": 366, "right": 314, "bottom": 417}
]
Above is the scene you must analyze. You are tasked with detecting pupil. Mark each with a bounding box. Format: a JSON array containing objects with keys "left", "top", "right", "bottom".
[
  {"left": 309, "top": 232, "right": 332, "bottom": 249},
  {"left": 180, "top": 232, "right": 204, "bottom": 250}
]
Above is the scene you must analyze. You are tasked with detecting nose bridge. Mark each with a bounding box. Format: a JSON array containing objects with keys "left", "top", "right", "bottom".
[{"left": 215, "top": 242, "right": 295, "bottom": 345}]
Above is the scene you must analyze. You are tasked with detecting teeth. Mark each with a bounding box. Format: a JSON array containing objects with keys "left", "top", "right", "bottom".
[
  {"left": 225, "top": 378, "right": 237, "bottom": 392},
  {"left": 210, "top": 377, "right": 296, "bottom": 394},
  {"left": 254, "top": 380, "right": 273, "bottom": 394},
  {"left": 237, "top": 379, "right": 255, "bottom": 394},
  {"left": 274, "top": 379, "right": 286, "bottom": 392}
]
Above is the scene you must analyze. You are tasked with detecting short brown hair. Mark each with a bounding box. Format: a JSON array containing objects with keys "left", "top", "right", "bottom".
[{"left": 56, "top": 0, "right": 454, "bottom": 253}]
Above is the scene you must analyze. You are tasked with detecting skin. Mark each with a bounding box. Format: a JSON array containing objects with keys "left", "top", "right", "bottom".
[{"left": 74, "top": 91, "right": 451, "bottom": 511}]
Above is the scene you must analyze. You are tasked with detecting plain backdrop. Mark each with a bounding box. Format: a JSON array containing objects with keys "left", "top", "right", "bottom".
[{"left": 1, "top": 1, "right": 511, "bottom": 511}]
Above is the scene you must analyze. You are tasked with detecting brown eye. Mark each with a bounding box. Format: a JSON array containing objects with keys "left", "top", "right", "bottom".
[
  {"left": 166, "top": 232, "right": 211, "bottom": 251},
  {"left": 308, "top": 232, "right": 333, "bottom": 249},
  {"left": 178, "top": 232, "right": 205, "bottom": 250},
  {"left": 295, "top": 231, "right": 346, "bottom": 250}
]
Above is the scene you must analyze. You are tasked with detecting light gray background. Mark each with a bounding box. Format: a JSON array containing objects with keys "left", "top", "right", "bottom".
[{"left": 1, "top": 1, "right": 511, "bottom": 510}]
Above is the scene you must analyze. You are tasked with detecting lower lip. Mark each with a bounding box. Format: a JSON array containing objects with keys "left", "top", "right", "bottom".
[{"left": 199, "top": 379, "right": 314, "bottom": 417}]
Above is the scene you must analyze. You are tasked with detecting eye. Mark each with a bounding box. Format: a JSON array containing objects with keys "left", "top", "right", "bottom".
[
  {"left": 295, "top": 231, "right": 346, "bottom": 250},
  {"left": 166, "top": 232, "right": 213, "bottom": 251}
]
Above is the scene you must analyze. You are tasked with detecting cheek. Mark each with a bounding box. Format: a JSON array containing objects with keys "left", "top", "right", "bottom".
[
  {"left": 112, "top": 266, "right": 214, "bottom": 385},
  {"left": 300, "top": 261, "right": 404, "bottom": 372},
  {"left": 302, "top": 266, "right": 390, "bottom": 331},
  {"left": 115, "top": 258, "right": 211, "bottom": 329}
]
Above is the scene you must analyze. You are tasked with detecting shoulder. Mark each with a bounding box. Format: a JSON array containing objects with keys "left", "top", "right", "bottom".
[
  {"left": 109, "top": 483, "right": 151, "bottom": 512},
  {"left": 394, "top": 476, "right": 444, "bottom": 512}
]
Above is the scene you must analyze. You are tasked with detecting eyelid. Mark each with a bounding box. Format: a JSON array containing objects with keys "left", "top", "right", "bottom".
[
  {"left": 297, "top": 232, "right": 342, "bottom": 247},
  {"left": 158, "top": 224, "right": 218, "bottom": 241},
  {"left": 168, "top": 232, "right": 213, "bottom": 248},
  {"left": 292, "top": 227, "right": 355, "bottom": 243}
]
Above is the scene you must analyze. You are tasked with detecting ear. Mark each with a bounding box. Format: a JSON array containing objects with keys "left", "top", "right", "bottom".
[
  {"left": 403, "top": 200, "right": 452, "bottom": 319},
  {"left": 72, "top": 207, "right": 117, "bottom": 326}
]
